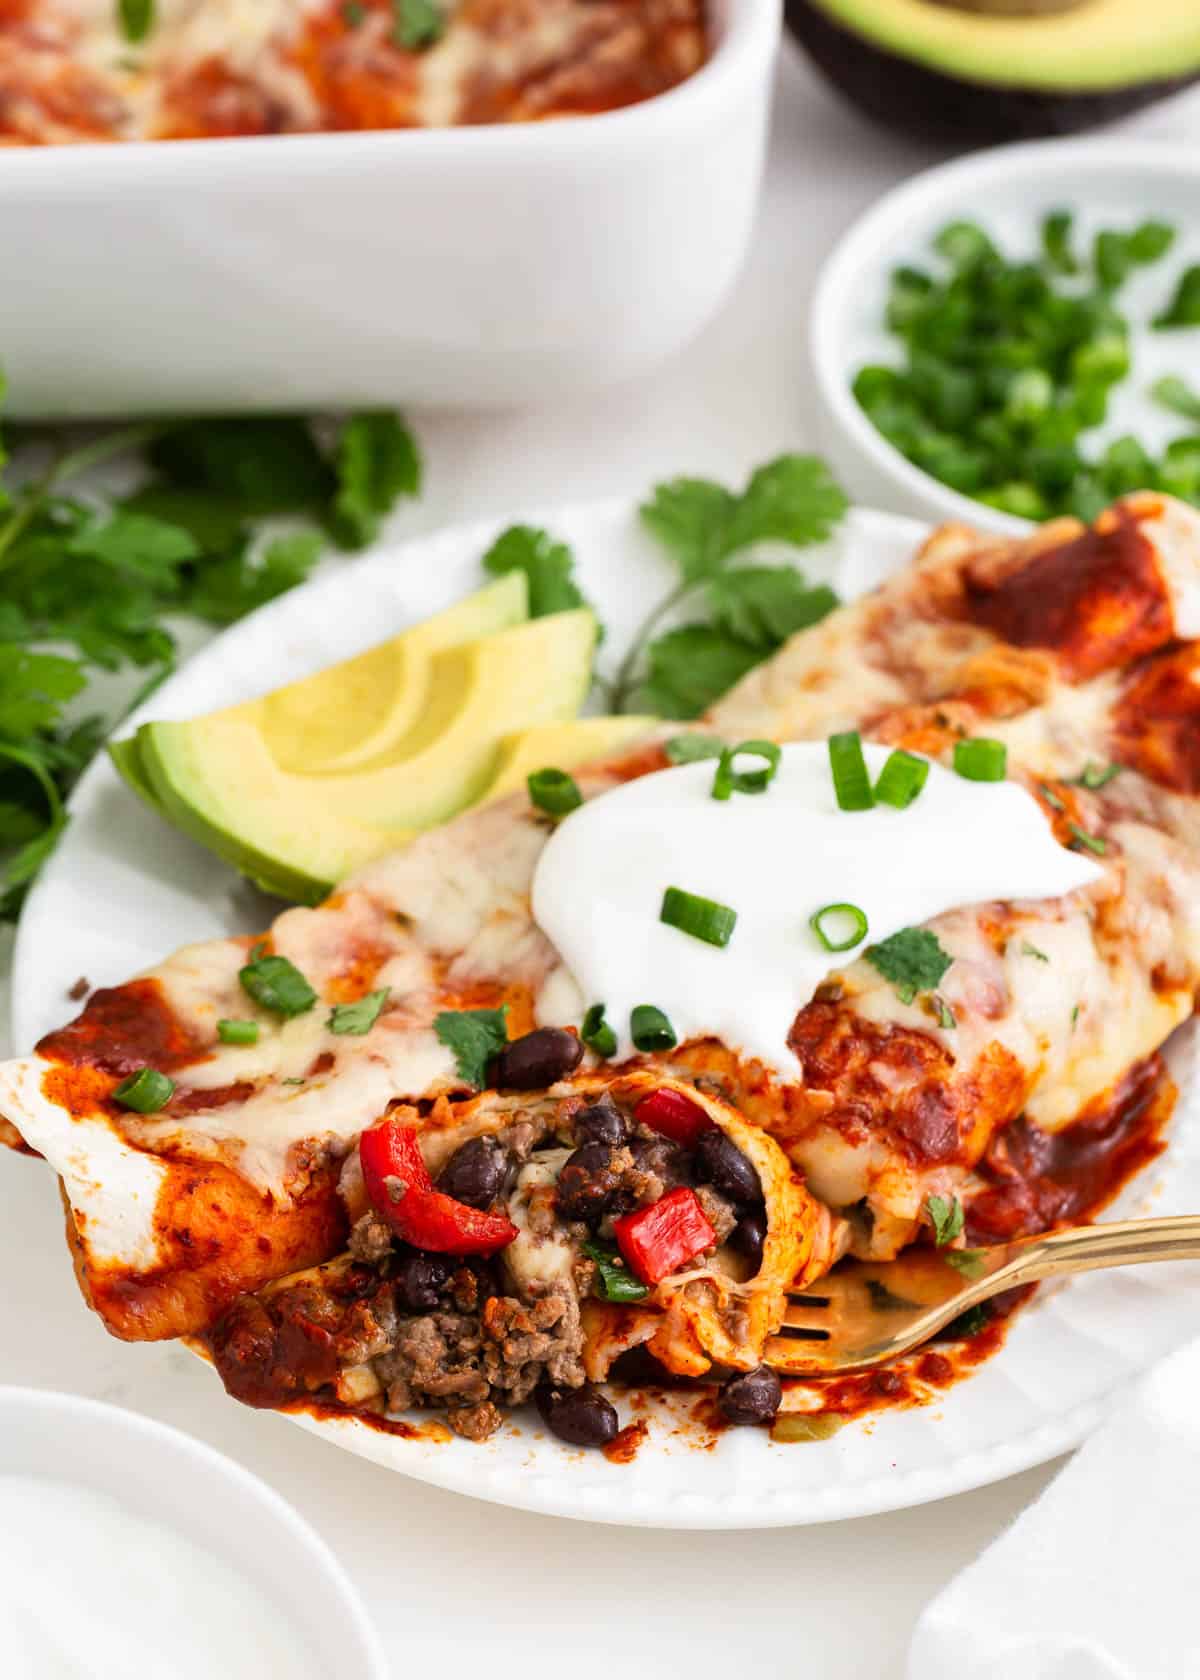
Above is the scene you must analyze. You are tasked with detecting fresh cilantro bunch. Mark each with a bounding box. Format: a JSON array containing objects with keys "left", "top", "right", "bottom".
[
  {"left": 0, "top": 397, "right": 420, "bottom": 919},
  {"left": 475, "top": 456, "right": 848, "bottom": 719},
  {"left": 616, "top": 455, "right": 848, "bottom": 715}
]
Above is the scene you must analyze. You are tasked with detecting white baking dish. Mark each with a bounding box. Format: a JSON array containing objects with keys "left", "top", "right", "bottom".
[{"left": 0, "top": 0, "right": 777, "bottom": 418}]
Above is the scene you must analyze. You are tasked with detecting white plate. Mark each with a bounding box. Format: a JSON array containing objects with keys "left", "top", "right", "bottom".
[{"left": 12, "top": 499, "right": 1200, "bottom": 1528}]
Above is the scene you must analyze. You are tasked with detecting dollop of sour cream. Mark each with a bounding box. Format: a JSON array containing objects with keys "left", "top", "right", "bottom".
[
  {"left": 532, "top": 741, "right": 1104, "bottom": 1073},
  {"left": 0, "top": 1475, "right": 322, "bottom": 1680}
]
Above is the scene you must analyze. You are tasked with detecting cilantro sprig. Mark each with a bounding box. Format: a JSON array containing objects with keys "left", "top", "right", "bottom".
[
  {"left": 434, "top": 1006, "right": 509, "bottom": 1089},
  {"left": 865, "top": 927, "right": 953, "bottom": 1005},
  {"left": 611, "top": 456, "right": 847, "bottom": 716},
  {"left": 0, "top": 395, "right": 421, "bottom": 919}
]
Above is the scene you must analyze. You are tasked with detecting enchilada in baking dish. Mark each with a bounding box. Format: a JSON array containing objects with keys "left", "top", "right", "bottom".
[
  {"left": 0, "top": 0, "right": 707, "bottom": 142},
  {"left": 4, "top": 491, "right": 1200, "bottom": 1445}
]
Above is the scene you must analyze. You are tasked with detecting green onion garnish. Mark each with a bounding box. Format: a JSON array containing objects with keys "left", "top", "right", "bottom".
[
  {"left": 583, "top": 1238, "right": 650, "bottom": 1303},
  {"left": 664, "top": 734, "right": 725, "bottom": 765},
  {"left": 527, "top": 767, "right": 583, "bottom": 818},
  {"left": 953, "top": 739, "right": 1007, "bottom": 782},
  {"left": 933, "top": 996, "right": 956, "bottom": 1030},
  {"left": 711, "top": 739, "right": 781, "bottom": 802},
  {"left": 660, "top": 887, "right": 737, "bottom": 949},
  {"left": 239, "top": 947, "right": 317, "bottom": 1017},
  {"left": 1021, "top": 941, "right": 1049, "bottom": 963},
  {"left": 217, "top": 1019, "right": 259, "bottom": 1046},
  {"left": 581, "top": 1003, "right": 617, "bottom": 1059},
  {"left": 1069, "top": 823, "right": 1108, "bottom": 856},
  {"left": 809, "top": 902, "right": 869, "bottom": 953},
  {"left": 112, "top": 1066, "right": 175, "bottom": 1113},
  {"left": 1039, "top": 782, "right": 1066, "bottom": 812},
  {"left": 630, "top": 1004, "right": 677, "bottom": 1052},
  {"left": 874, "top": 749, "right": 929, "bottom": 810},
  {"left": 827, "top": 731, "right": 874, "bottom": 811},
  {"left": 1072, "top": 761, "right": 1122, "bottom": 791}
]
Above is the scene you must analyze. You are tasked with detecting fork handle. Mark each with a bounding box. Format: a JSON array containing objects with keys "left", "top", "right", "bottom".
[{"left": 995, "top": 1215, "right": 1200, "bottom": 1289}]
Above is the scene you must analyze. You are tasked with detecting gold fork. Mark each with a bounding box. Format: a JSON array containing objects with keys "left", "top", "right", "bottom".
[{"left": 765, "top": 1215, "right": 1200, "bottom": 1377}]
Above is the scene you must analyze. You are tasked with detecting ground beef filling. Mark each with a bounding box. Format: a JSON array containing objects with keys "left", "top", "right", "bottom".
[{"left": 209, "top": 1080, "right": 769, "bottom": 1444}]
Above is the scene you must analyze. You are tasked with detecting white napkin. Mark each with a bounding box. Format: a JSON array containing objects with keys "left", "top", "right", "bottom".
[{"left": 907, "top": 1338, "right": 1200, "bottom": 1679}]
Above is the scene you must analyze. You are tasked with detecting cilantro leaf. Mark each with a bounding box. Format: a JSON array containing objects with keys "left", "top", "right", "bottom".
[
  {"left": 865, "top": 926, "right": 953, "bottom": 1002},
  {"left": 0, "top": 648, "right": 87, "bottom": 738},
  {"left": 1153, "top": 266, "right": 1200, "bottom": 331},
  {"left": 393, "top": 0, "right": 443, "bottom": 47},
  {"left": 706, "top": 566, "right": 838, "bottom": 651},
  {"left": 1150, "top": 375, "right": 1200, "bottom": 424},
  {"left": 943, "top": 1249, "right": 988, "bottom": 1279},
  {"left": 68, "top": 510, "right": 199, "bottom": 583},
  {"left": 720, "top": 456, "right": 850, "bottom": 555},
  {"left": 148, "top": 418, "right": 334, "bottom": 515},
  {"left": 633, "top": 625, "right": 762, "bottom": 719},
  {"left": 638, "top": 478, "right": 738, "bottom": 584},
  {"left": 926, "top": 1194, "right": 964, "bottom": 1247},
  {"left": 182, "top": 532, "right": 323, "bottom": 626},
  {"left": 481, "top": 525, "right": 590, "bottom": 619},
  {"left": 331, "top": 412, "right": 421, "bottom": 548},
  {"left": 328, "top": 988, "right": 390, "bottom": 1036},
  {"left": 434, "top": 1006, "right": 509, "bottom": 1088},
  {"left": 120, "top": 484, "right": 252, "bottom": 553}
]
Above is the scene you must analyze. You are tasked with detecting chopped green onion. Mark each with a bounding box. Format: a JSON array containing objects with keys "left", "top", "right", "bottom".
[
  {"left": 527, "top": 767, "right": 582, "bottom": 818},
  {"left": 933, "top": 996, "right": 956, "bottom": 1030},
  {"left": 953, "top": 738, "right": 1007, "bottom": 782},
  {"left": 1069, "top": 823, "right": 1108, "bottom": 856},
  {"left": 873, "top": 748, "right": 929, "bottom": 810},
  {"left": 239, "top": 949, "right": 317, "bottom": 1017},
  {"left": 581, "top": 1003, "right": 617, "bottom": 1059},
  {"left": 660, "top": 886, "right": 737, "bottom": 949},
  {"left": 217, "top": 1019, "right": 259, "bottom": 1046},
  {"left": 630, "top": 1004, "right": 676, "bottom": 1052},
  {"left": 1039, "top": 782, "right": 1066, "bottom": 812},
  {"left": 827, "top": 731, "right": 874, "bottom": 811},
  {"left": 583, "top": 1238, "right": 649, "bottom": 1303},
  {"left": 664, "top": 734, "right": 725, "bottom": 765},
  {"left": 118, "top": 0, "right": 155, "bottom": 44},
  {"left": 809, "top": 902, "right": 869, "bottom": 954},
  {"left": 1021, "top": 941, "right": 1049, "bottom": 963},
  {"left": 1072, "top": 761, "right": 1122, "bottom": 791},
  {"left": 112, "top": 1066, "right": 175, "bottom": 1113},
  {"left": 711, "top": 739, "right": 782, "bottom": 802},
  {"left": 328, "top": 988, "right": 389, "bottom": 1036}
]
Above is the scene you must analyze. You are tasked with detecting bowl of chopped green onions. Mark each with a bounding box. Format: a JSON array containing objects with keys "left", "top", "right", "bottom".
[{"left": 810, "top": 139, "right": 1200, "bottom": 536}]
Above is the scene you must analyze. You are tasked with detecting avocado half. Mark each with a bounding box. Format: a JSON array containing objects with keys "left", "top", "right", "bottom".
[{"left": 785, "top": 0, "right": 1200, "bottom": 143}]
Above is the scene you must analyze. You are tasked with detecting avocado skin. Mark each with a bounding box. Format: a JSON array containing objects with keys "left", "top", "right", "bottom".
[{"left": 785, "top": 0, "right": 1200, "bottom": 142}]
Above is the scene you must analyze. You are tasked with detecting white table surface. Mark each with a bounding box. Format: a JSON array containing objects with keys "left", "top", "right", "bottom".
[{"left": 5, "top": 40, "right": 1200, "bottom": 1677}]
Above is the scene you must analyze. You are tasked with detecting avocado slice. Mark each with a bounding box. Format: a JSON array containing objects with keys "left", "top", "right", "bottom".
[
  {"left": 483, "top": 715, "right": 658, "bottom": 800},
  {"left": 255, "top": 571, "right": 528, "bottom": 772},
  {"left": 786, "top": 0, "right": 1200, "bottom": 142},
  {"left": 131, "top": 608, "right": 598, "bottom": 900}
]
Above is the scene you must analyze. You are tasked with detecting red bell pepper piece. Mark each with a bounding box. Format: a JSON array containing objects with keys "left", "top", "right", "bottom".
[
  {"left": 634, "top": 1088, "right": 712, "bottom": 1149},
  {"left": 359, "top": 1117, "right": 518, "bottom": 1257},
  {"left": 612, "top": 1187, "right": 717, "bottom": 1286}
]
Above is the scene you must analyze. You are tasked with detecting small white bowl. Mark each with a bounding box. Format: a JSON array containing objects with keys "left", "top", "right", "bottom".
[
  {"left": 0, "top": 1386, "right": 387, "bottom": 1677},
  {"left": 810, "top": 138, "right": 1200, "bottom": 538}
]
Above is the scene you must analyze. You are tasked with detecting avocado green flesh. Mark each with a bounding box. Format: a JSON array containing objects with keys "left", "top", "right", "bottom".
[
  {"left": 485, "top": 715, "right": 658, "bottom": 799},
  {"left": 808, "top": 0, "right": 1200, "bottom": 90},
  {"left": 257, "top": 571, "right": 529, "bottom": 774},
  {"left": 128, "top": 608, "right": 598, "bottom": 894}
]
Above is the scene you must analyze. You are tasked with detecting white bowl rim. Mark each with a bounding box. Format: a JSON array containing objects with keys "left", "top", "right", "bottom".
[
  {"left": 811, "top": 135, "right": 1200, "bottom": 540},
  {"left": 0, "top": 0, "right": 778, "bottom": 180},
  {"left": 0, "top": 1384, "right": 388, "bottom": 1678}
]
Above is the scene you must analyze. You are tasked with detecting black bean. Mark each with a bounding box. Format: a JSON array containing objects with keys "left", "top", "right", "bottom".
[
  {"left": 695, "top": 1129, "right": 761, "bottom": 1207},
  {"left": 573, "top": 1095, "right": 631, "bottom": 1148},
  {"left": 718, "top": 1365, "right": 782, "bottom": 1427},
  {"left": 490, "top": 1027, "right": 583, "bottom": 1090},
  {"left": 537, "top": 1382, "right": 619, "bottom": 1448},
  {"left": 556, "top": 1141, "right": 620, "bottom": 1225},
  {"left": 728, "top": 1208, "right": 767, "bottom": 1272},
  {"left": 393, "top": 1250, "right": 453, "bottom": 1314},
  {"left": 437, "top": 1137, "right": 508, "bottom": 1209}
]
